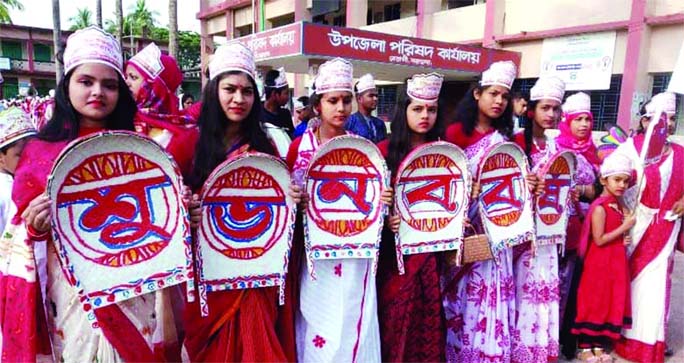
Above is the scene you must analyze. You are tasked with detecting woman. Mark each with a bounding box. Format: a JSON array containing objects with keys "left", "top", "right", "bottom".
[
  {"left": 613, "top": 92, "right": 684, "bottom": 363},
  {"left": 376, "top": 73, "right": 446, "bottom": 362},
  {"left": 126, "top": 43, "right": 198, "bottom": 175},
  {"left": 286, "top": 58, "right": 390, "bottom": 363},
  {"left": 181, "top": 42, "right": 292, "bottom": 362},
  {"left": 555, "top": 92, "right": 601, "bottom": 359},
  {"left": 512, "top": 76, "right": 566, "bottom": 362},
  {"left": 442, "top": 60, "right": 519, "bottom": 362},
  {"left": 2, "top": 26, "right": 177, "bottom": 362}
]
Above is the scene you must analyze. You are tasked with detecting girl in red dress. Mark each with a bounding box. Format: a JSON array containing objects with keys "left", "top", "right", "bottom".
[
  {"left": 572, "top": 152, "right": 636, "bottom": 363},
  {"left": 376, "top": 72, "right": 446, "bottom": 362}
]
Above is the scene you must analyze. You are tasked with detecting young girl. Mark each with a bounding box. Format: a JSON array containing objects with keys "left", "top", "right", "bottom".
[
  {"left": 572, "top": 152, "right": 635, "bottom": 363},
  {"left": 286, "top": 58, "right": 391, "bottom": 363},
  {"left": 126, "top": 42, "right": 198, "bottom": 175},
  {"left": 556, "top": 92, "right": 601, "bottom": 359},
  {"left": 181, "top": 42, "right": 292, "bottom": 362},
  {"left": 0, "top": 107, "right": 36, "bottom": 235},
  {"left": 3, "top": 26, "right": 179, "bottom": 362},
  {"left": 442, "top": 60, "right": 519, "bottom": 362},
  {"left": 376, "top": 73, "right": 446, "bottom": 362},
  {"left": 511, "top": 76, "right": 566, "bottom": 362}
]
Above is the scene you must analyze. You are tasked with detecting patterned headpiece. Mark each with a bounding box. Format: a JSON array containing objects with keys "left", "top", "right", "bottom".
[
  {"left": 356, "top": 73, "right": 376, "bottom": 94},
  {"left": 314, "top": 58, "right": 354, "bottom": 95},
  {"left": 406, "top": 73, "right": 443, "bottom": 102},
  {"left": 600, "top": 151, "right": 633, "bottom": 178},
  {"left": 266, "top": 67, "right": 288, "bottom": 88},
  {"left": 209, "top": 42, "right": 256, "bottom": 81},
  {"left": 480, "top": 61, "right": 517, "bottom": 90},
  {"left": 64, "top": 26, "right": 123, "bottom": 77},
  {"left": 563, "top": 92, "right": 591, "bottom": 114},
  {"left": 0, "top": 107, "right": 37, "bottom": 150},
  {"left": 644, "top": 92, "right": 676, "bottom": 117},
  {"left": 530, "top": 76, "right": 566, "bottom": 103}
]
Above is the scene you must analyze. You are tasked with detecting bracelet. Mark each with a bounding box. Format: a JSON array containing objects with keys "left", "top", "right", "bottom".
[{"left": 580, "top": 184, "right": 586, "bottom": 197}]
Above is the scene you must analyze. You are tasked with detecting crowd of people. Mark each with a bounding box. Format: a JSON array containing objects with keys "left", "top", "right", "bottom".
[{"left": 0, "top": 25, "right": 682, "bottom": 363}]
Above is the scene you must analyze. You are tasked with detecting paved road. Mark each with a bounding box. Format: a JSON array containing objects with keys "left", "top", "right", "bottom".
[{"left": 560, "top": 251, "right": 684, "bottom": 363}]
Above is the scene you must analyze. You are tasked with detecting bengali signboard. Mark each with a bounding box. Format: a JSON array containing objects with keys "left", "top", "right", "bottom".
[
  {"left": 540, "top": 31, "right": 616, "bottom": 91},
  {"left": 302, "top": 23, "right": 519, "bottom": 73},
  {"left": 233, "top": 22, "right": 302, "bottom": 61}
]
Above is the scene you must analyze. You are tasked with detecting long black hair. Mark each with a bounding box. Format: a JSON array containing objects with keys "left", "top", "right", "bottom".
[
  {"left": 453, "top": 84, "right": 514, "bottom": 140},
  {"left": 386, "top": 94, "right": 445, "bottom": 176},
  {"left": 38, "top": 69, "right": 137, "bottom": 142},
  {"left": 521, "top": 99, "right": 540, "bottom": 160},
  {"left": 189, "top": 71, "right": 276, "bottom": 190}
]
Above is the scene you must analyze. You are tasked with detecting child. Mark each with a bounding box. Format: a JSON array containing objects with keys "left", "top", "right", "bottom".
[
  {"left": 0, "top": 107, "right": 36, "bottom": 235},
  {"left": 571, "top": 152, "right": 635, "bottom": 363},
  {"left": 376, "top": 72, "right": 446, "bottom": 362}
]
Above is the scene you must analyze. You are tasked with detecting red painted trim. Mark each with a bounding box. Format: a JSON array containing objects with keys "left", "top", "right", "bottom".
[
  {"left": 616, "top": 0, "right": 648, "bottom": 130},
  {"left": 196, "top": 0, "right": 251, "bottom": 20},
  {"left": 483, "top": 0, "right": 498, "bottom": 47},
  {"left": 494, "top": 20, "right": 630, "bottom": 43},
  {"left": 416, "top": 0, "right": 425, "bottom": 38},
  {"left": 645, "top": 13, "right": 684, "bottom": 26}
]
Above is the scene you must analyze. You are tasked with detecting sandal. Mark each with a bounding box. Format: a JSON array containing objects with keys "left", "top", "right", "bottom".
[
  {"left": 592, "top": 348, "right": 614, "bottom": 363},
  {"left": 577, "top": 348, "right": 599, "bottom": 363}
]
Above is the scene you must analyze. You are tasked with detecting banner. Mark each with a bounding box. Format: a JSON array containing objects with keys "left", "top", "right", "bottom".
[
  {"left": 535, "top": 150, "right": 576, "bottom": 246},
  {"left": 540, "top": 31, "right": 616, "bottom": 90},
  {"left": 476, "top": 142, "right": 534, "bottom": 254},
  {"left": 47, "top": 131, "right": 193, "bottom": 318},
  {"left": 394, "top": 141, "right": 470, "bottom": 274},
  {"left": 304, "top": 135, "right": 389, "bottom": 278},
  {"left": 197, "top": 152, "right": 295, "bottom": 315}
]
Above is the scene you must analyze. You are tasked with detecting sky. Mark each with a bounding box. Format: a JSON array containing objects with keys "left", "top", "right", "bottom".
[{"left": 8, "top": 0, "right": 201, "bottom": 32}]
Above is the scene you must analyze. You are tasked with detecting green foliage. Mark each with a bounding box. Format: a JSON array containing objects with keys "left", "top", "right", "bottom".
[
  {"left": 0, "top": 0, "right": 24, "bottom": 24},
  {"left": 102, "top": 0, "right": 200, "bottom": 71},
  {"left": 69, "top": 7, "right": 93, "bottom": 31}
]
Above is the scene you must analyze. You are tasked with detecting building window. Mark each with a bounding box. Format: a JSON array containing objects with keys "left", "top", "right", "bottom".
[
  {"left": 270, "top": 14, "right": 295, "bottom": 28},
  {"left": 333, "top": 15, "right": 345, "bottom": 27},
  {"left": 33, "top": 43, "right": 52, "bottom": 62},
  {"left": 1, "top": 77, "right": 18, "bottom": 99},
  {"left": 512, "top": 75, "right": 622, "bottom": 131},
  {"left": 384, "top": 3, "right": 401, "bottom": 22},
  {"left": 447, "top": 0, "right": 477, "bottom": 9},
  {"left": 312, "top": 14, "right": 328, "bottom": 25},
  {"left": 377, "top": 85, "right": 398, "bottom": 122},
  {"left": 1, "top": 41, "right": 23, "bottom": 60},
  {"left": 33, "top": 78, "right": 56, "bottom": 96}
]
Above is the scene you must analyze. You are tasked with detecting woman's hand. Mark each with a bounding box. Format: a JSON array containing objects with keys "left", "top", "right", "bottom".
[
  {"left": 380, "top": 187, "right": 394, "bottom": 206},
  {"left": 671, "top": 197, "right": 684, "bottom": 218},
  {"left": 526, "top": 174, "right": 544, "bottom": 196},
  {"left": 387, "top": 214, "right": 401, "bottom": 233},
  {"left": 22, "top": 194, "right": 52, "bottom": 232},
  {"left": 182, "top": 186, "right": 202, "bottom": 228},
  {"left": 289, "top": 184, "right": 309, "bottom": 208}
]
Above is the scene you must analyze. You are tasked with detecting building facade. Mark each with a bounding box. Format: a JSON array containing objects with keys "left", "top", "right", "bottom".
[
  {"left": 197, "top": 0, "right": 684, "bottom": 132},
  {"left": 0, "top": 24, "right": 201, "bottom": 101}
]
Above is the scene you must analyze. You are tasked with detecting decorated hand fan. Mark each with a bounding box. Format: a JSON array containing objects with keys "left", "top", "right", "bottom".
[
  {"left": 394, "top": 141, "right": 470, "bottom": 274},
  {"left": 597, "top": 125, "right": 628, "bottom": 161},
  {"left": 476, "top": 142, "right": 534, "bottom": 255},
  {"left": 196, "top": 152, "right": 295, "bottom": 315},
  {"left": 303, "top": 135, "right": 389, "bottom": 278},
  {"left": 47, "top": 131, "right": 193, "bottom": 326},
  {"left": 535, "top": 150, "right": 576, "bottom": 246}
]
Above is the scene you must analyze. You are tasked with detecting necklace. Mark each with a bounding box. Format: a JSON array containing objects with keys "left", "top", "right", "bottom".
[{"left": 532, "top": 136, "right": 547, "bottom": 152}]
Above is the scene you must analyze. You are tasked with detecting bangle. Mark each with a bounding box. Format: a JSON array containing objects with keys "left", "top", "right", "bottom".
[{"left": 580, "top": 184, "right": 586, "bottom": 197}]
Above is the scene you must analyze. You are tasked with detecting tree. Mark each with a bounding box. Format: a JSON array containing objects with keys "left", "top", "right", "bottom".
[
  {"left": 0, "top": 0, "right": 23, "bottom": 24},
  {"left": 168, "top": 0, "right": 178, "bottom": 59},
  {"left": 115, "top": 0, "right": 123, "bottom": 48},
  {"left": 95, "top": 0, "right": 102, "bottom": 27},
  {"left": 126, "top": 0, "right": 159, "bottom": 37},
  {"left": 52, "top": 0, "right": 63, "bottom": 82},
  {"left": 69, "top": 7, "right": 93, "bottom": 31}
]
